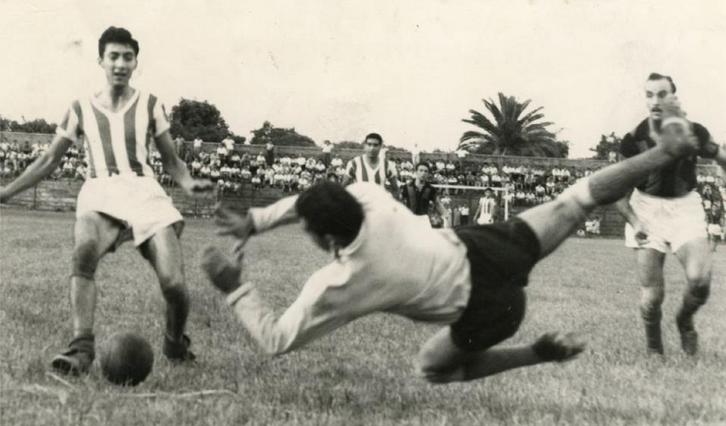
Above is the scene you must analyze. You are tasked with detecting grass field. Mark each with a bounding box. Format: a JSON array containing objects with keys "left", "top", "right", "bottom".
[{"left": 1, "top": 207, "right": 725, "bottom": 425}]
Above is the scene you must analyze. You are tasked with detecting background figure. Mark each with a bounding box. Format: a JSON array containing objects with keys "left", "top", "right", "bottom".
[{"left": 615, "top": 73, "right": 726, "bottom": 356}]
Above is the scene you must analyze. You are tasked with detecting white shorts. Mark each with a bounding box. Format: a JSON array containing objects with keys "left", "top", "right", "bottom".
[
  {"left": 76, "top": 175, "right": 183, "bottom": 247},
  {"left": 624, "top": 189, "right": 707, "bottom": 253},
  {"left": 707, "top": 224, "right": 722, "bottom": 237},
  {"left": 477, "top": 214, "right": 493, "bottom": 225}
]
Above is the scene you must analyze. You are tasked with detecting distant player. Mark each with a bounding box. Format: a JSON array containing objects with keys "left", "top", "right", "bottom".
[
  {"left": 201, "top": 104, "right": 697, "bottom": 383},
  {"left": 616, "top": 73, "right": 726, "bottom": 356},
  {"left": 706, "top": 203, "right": 724, "bottom": 251},
  {"left": 399, "top": 162, "right": 447, "bottom": 227},
  {"left": 474, "top": 188, "right": 497, "bottom": 224},
  {"left": 0, "top": 27, "right": 212, "bottom": 375},
  {"left": 343, "top": 133, "right": 398, "bottom": 195}
]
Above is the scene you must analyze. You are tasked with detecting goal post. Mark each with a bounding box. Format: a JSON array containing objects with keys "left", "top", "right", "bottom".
[{"left": 432, "top": 184, "right": 511, "bottom": 224}]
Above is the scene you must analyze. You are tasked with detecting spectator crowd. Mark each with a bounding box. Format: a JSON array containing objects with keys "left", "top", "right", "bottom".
[{"left": 1, "top": 138, "right": 724, "bottom": 223}]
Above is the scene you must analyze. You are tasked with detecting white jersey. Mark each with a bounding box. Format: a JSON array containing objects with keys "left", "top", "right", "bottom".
[
  {"left": 56, "top": 90, "right": 170, "bottom": 179},
  {"left": 233, "top": 183, "right": 472, "bottom": 354}
]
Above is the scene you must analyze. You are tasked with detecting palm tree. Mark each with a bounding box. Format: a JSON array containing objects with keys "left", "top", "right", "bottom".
[{"left": 459, "top": 93, "right": 567, "bottom": 158}]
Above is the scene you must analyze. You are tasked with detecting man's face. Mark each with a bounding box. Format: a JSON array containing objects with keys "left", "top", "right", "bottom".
[
  {"left": 645, "top": 78, "right": 675, "bottom": 122},
  {"left": 415, "top": 165, "right": 429, "bottom": 181},
  {"left": 485, "top": 190, "right": 493, "bottom": 198},
  {"left": 364, "top": 138, "right": 382, "bottom": 159},
  {"left": 98, "top": 43, "right": 137, "bottom": 88}
]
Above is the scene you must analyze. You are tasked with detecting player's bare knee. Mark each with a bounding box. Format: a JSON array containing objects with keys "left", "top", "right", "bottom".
[
  {"left": 684, "top": 264, "right": 712, "bottom": 287},
  {"left": 415, "top": 347, "right": 462, "bottom": 383},
  {"left": 639, "top": 288, "right": 664, "bottom": 322},
  {"left": 71, "top": 239, "right": 100, "bottom": 280}
]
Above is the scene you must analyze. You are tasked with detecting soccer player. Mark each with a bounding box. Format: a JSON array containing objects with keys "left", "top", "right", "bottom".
[
  {"left": 201, "top": 101, "right": 698, "bottom": 383},
  {"left": 399, "top": 162, "right": 447, "bottom": 226},
  {"left": 705, "top": 203, "right": 724, "bottom": 252},
  {"left": 343, "top": 133, "right": 399, "bottom": 195},
  {"left": 474, "top": 188, "right": 497, "bottom": 224},
  {"left": 0, "top": 27, "right": 212, "bottom": 375},
  {"left": 616, "top": 73, "right": 726, "bottom": 356}
]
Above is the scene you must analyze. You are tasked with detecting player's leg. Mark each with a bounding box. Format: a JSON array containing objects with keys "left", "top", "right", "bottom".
[
  {"left": 636, "top": 248, "right": 666, "bottom": 355},
  {"left": 416, "top": 328, "right": 583, "bottom": 383},
  {"left": 519, "top": 146, "right": 686, "bottom": 258},
  {"left": 674, "top": 238, "right": 712, "bottom": 355},
  {"left": 51, "top": 212, "right": 121, "bottom": 375},
  {"left": 140, "top": 225, "right": 195, "bottom": 361}
]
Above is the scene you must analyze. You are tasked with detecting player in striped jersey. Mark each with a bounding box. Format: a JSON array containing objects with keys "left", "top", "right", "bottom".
[
  {"left": 343, "top": 133, "right": 399, "bottom": 196},
  {"left": 0, "top": 27, "right": 213, "bottom": 375},
  {"left": 474, "top": 188, "right": 498, "bottom": 225},
  {"left": 200, "top": 101, "right": 699, "bottom": 383}
]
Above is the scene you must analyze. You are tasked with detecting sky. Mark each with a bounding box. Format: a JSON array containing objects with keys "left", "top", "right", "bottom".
[{"left": 1, "top": 0, "right": 725, "bottom": 158}]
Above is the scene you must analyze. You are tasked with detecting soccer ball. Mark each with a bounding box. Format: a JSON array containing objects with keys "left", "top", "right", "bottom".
[{"left": 99, "top": 332, "right": 154, "bottom": 386}]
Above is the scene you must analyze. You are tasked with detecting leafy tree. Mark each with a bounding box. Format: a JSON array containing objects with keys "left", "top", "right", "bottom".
[
  {"left": 249, "top": 121, "right": 316, "bottom": 146},
  {"left": 169, "top": 99, "right": 232, "bottom": 143},
  {"left": 0, "top": 115, "right": 57, "bottom": 133},
  {"left": 459, "top": 93, "right": 567, "bottom": 158},
  {"left": 590, "top": 132, "right": 621, "bottom": 160}
]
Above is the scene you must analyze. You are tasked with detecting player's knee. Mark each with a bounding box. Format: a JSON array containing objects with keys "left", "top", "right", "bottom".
[
  {"left": 684, "top": 263, "right": 711, "bottom": 287},
  {"left": 415, "top": 346, "right": 465, "bottom": 384},
  {"left": 686, "top": 284, "right": 710, "bottom": 306},
  {"left": 71, "top": 239, "right": 100, "bottom": 279},
  {"left": 639, "top": 290, "right": 664, "bottom": 322}
]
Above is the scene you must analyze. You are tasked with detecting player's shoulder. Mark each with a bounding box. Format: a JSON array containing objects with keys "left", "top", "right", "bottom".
[
  {"left": 691, "top": 121, "right": 711, "bottom": 141},
  {"left": 623, "top": 119, "right": 650, "bottom": 141}
]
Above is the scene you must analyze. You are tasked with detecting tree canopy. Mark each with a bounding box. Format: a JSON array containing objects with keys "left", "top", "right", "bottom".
[
  {"left": 459, "top": 93, "right": 568, "bottom": 158},
  {"left": 249, "top": 121, "right": 316, "bottom": 146}
]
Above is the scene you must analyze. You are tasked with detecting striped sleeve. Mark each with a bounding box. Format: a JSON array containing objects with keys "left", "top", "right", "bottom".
[
  {"left": 150, "top": 95, "right": 171, "bottom": 137},
  {"left": 55, "top": 101, "right": 82, "bottom": 143}
]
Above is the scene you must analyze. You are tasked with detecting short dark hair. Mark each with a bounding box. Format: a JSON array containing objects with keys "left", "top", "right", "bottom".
[
  {"left": 647, "top": 73, "right": 676, "bottom": 93},
  {"left": 364, "top": 133, "right": 383, "bottom": 145},
  {"left": 295, "top": 182, "right": 364, "bottom": 240},
  {"left": 415, "top": 162, "right": 430, "bottom": 172},
  {"left": 98, "top": 27, "right": 139, "bottom": 58}
]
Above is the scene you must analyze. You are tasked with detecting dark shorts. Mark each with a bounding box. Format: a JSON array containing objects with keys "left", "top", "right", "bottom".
[{"left": 450, "top": 217, "right": 541, "bottom": 352}]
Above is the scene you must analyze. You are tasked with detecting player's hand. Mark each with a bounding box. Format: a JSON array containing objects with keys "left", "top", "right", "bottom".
[
  {"left": 532, "top": 332, "right": 585, "bottom": 362},
  {"left": 215, "top": 203, "right": 255, "bottom": 246},
  {"left": 659, "top": 96, "right": 698, "bottom": 158},
  {"left": 201, "top": 245, "right": 243, "bottom": 294},
  {"left": 181, "top": 178, "right": 214, "bottom": 197}
]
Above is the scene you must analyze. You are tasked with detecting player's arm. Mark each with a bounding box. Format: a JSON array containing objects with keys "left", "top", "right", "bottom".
[
  {"left": 155, "top": 131, "right": 213, "bottom": 196},
  {"left": 0, "top": 134, "right": 72, "bottom": 203},
  {"left": 215, "top": 195, "right": 300, "bottom": 250},
  {"left": 433, "top": 193, "right": 447, "bottom": 218},
  {"left": 203, "top": 247, "right": 358, "bottom": 355}
]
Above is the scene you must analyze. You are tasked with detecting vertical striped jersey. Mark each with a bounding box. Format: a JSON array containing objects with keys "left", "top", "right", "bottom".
[
  {"left": 56, "top": 90, "right": 170, "bottom": 179},
  {"left": 345, "top": 155, "right": 395, "bottom": 187}
]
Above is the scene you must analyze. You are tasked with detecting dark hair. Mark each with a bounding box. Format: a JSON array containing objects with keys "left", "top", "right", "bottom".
[
  {"left": 415, "top": 162, "right": 430, "bottom": 172},
  {"left": 364, "top": 133, "right": 383, "bottom": 145},
  {"left": 295, "top": 182, "right": 363, "bottom": 241},
  {"left": 98, "top": 27, "right": 139, "bottom": 58},
  {"left": 647, "top": 73, "right": 676, "bottom": 93}
]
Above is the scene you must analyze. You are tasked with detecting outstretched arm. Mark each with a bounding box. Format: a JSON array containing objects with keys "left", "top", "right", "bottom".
[
  {"left": 202, "top": 247, "right": 358, "bottom": 355},
  {"left": 0, "top": 134, "right": 72, "bottom": 203}
]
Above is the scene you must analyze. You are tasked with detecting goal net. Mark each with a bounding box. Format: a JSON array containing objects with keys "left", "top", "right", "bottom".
[{"left": 432, "top": 184, "right": 511, "bottom": 227}]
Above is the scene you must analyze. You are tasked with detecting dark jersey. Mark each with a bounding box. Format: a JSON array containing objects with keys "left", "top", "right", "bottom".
[
  {"left": 620, "top": 119, "right": 719, "bottom": 197},
  {"left": 401, "top": 181, "right": 437, "bottom": 215}
]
